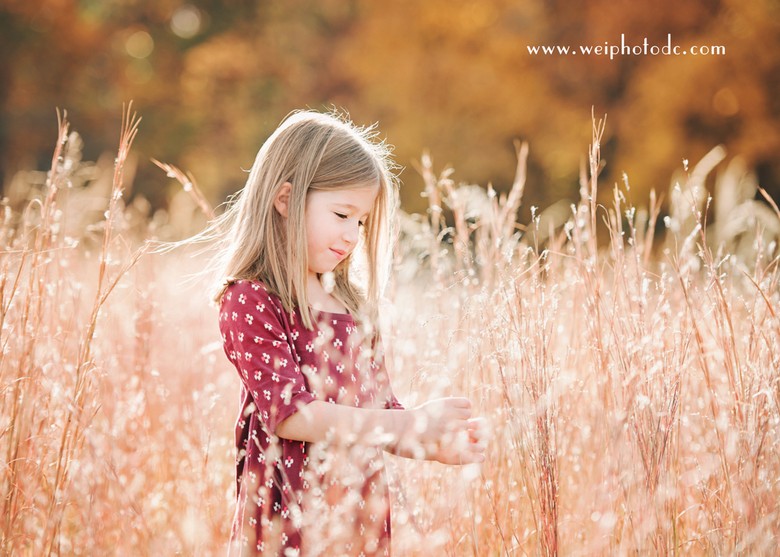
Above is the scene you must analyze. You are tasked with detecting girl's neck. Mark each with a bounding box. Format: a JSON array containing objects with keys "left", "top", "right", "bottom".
[{"left": 306, "top": 273, "right": 349, "bottom": 314}]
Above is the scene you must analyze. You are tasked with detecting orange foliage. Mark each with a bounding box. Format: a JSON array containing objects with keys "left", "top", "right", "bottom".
[{"left": 0, "top": 0, "right": 778, "bottom": 218}]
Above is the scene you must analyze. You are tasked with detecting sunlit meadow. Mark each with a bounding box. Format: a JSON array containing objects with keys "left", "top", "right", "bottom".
[{"left": 2, "top": 108, "right": 779, "bottom": 555}]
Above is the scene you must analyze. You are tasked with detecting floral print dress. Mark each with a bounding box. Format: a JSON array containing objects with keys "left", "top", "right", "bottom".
[{"left": 219, "top": 280, "right": 403, "bottom": 556}]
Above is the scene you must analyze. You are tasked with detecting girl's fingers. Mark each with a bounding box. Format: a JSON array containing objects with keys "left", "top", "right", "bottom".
[
  {"left": 444, "top": 399, "right": 472, "bottom": 417},
  {"left": 466, "top": 417, "right": 491, "bottom": 441},
  {"left": 435, "top": 434, "right": 487, "bottom": 464},
  {"left": 470, "top": 441, "right": 488, "bottom": 454},
  {"left": 460, "top": 447, "right": 485, "bottom": 464},
  {"left": 448, "top": 397, "right": 472, "bottom": 408},
  {"left": 451, "top": 420, "right": 473, "bottom": 435},
  {"left": 436, "top": 414, "right": 488, "bottom": 465},
  {"left": 468, "top": 427, "right": 487, "bottom": 443}
]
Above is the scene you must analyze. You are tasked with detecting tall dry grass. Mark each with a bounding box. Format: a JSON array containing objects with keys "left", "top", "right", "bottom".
[
  {"left": 1, "top": 108, "right": 232, "bottom": 555},
  {"left": 2, "top": 109, "right": 779, "bottom": 555},
  {"left": 388, "top": 113, "right": 780, "bottom": 556}
]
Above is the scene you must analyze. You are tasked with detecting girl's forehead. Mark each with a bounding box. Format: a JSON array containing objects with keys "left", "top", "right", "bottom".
[{"left": 309, "top": 182, "right": 380, "bottom": 208}]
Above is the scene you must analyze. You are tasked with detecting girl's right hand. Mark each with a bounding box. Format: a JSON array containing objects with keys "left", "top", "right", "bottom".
[{"left": 410, "top": 398, "right": 487, "bottom": 464}]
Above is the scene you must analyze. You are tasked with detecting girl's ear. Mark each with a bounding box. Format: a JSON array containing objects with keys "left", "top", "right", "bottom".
[{"left": 273, "top": 182, "right": 293, "bottom": 217}]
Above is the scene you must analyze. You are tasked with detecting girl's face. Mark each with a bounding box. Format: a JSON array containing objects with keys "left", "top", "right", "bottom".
[{"left": 304, "top": 182, "right": 379, "bottom": 278}]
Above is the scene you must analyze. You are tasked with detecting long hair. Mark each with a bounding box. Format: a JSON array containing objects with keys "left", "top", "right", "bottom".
[{"left": 209, "top": 110, "right": 399, "bottom": 329}]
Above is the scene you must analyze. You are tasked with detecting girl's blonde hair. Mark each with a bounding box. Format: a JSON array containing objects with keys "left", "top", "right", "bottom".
[{"left": 212, "top": 110, "right": 398, "bottom": 329}]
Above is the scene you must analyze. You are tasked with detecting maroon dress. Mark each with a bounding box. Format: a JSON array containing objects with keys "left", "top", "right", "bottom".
[{"left": 219, "top": 280, "right": 403, "bottom": 556}]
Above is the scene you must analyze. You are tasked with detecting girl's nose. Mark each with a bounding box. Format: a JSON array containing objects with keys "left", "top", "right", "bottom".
[{"left": 343, "top": 221, "right": 360, "bottom": 245}]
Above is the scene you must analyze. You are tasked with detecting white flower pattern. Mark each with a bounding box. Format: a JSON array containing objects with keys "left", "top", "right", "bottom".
[{"left": 220, "top": 280, "right": 401, "bottom": 556}]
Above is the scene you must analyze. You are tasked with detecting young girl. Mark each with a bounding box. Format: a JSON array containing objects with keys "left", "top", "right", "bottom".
[{"left": 215, "top": 111, "right": 486, "bottom": 556}]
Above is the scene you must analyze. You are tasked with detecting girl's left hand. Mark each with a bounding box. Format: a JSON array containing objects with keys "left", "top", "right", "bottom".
[{"left": 432, "top": 417, "right": 489, "bottom": 465}]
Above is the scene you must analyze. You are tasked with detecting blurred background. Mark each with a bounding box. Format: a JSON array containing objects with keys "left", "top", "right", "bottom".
[{"left": 1, "top": 0, "right": 779, "bottom": 217}]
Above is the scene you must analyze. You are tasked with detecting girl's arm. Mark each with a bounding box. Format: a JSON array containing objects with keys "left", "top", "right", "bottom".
[
  {"left": 221, "top": 281, "right": 486, "bottom": 464},
  {"left": 275, "top": 397, "right": 487, "bottom": 465}
]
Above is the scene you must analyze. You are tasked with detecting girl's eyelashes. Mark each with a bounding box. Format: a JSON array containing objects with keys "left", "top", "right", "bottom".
[{"left": 334, "top": 211, "right": 367, "bottom": 227}]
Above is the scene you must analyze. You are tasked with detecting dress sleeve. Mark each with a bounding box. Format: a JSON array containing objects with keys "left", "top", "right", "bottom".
[
  {"left": 220, "top": 281, "right": 315, "bottom": 433},
  {"left": 370, "top": 334, "right": 404, "bottom": 410}
]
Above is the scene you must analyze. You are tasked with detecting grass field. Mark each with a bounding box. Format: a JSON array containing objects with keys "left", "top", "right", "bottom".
[{"left": 2, "top": 110, "right": 779, "bottom": 555}]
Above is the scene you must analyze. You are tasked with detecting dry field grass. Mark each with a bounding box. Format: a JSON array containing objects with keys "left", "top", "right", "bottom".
[{"left": 2, "top": 109, "right": 779, "bottom": 555}]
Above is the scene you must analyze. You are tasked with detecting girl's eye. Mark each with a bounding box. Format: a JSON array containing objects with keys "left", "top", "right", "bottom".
[{"left": 334, "top": 212, "right": 348, "bottom": 220}]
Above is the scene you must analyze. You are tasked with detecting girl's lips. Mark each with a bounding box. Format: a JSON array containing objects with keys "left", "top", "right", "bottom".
[{"left": 330, "top": 248, "right": 347, "bottom": 259}]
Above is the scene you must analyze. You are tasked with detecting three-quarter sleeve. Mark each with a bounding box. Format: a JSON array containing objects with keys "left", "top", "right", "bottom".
[
  {"left": 220, "top": 281, "right": 315, "bottom": 433},
  {"left": 368, "top": 334, "right": 405, "bottom": 411}
]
